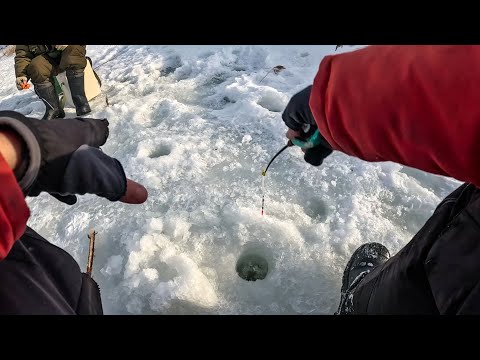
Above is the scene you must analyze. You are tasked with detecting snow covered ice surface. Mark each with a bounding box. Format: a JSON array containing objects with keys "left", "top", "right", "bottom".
[{"left": 0, "top": 45, "right": 461, "bottom": 314}]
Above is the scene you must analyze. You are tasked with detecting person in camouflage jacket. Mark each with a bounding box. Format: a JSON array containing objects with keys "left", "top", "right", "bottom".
[{"left": 14, "top": 45, "right": 92, "bottom": 120}]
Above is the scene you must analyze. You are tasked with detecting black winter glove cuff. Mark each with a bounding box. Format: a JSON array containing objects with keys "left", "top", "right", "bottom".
[
  {"left": 0, "top": 116, "right": 41, "bottom": 193},
  {"left": 0, "top": 110, "right": 126, "bottom": 204},
  {"left": 0, "top": 110, "right": 109, "bottom": 196}
]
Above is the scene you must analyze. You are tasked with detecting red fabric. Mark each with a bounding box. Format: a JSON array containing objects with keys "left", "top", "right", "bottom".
[
  {"left": 0, "top": 153, "right": 29, "bottom": 260},
  {"left": 310, "top": 45, "right": 480, "bottom": 187}
]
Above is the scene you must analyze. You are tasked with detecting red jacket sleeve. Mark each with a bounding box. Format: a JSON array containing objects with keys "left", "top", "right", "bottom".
[
  {"left": 310, "top": 45, "right": 480, "bottom": 187},
  {"left": 0, "top": 153, "right": 29, "bottom": 260}
]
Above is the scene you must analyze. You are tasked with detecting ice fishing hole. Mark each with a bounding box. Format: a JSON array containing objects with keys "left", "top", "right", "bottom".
[
  {"left": 150, "top": 144, "right": 172, "bottom": 158},
  {"left": 236, "top": 253, "right": 269, "bottom": 281},
  {"left": 304, "top": 198, "right": 328, "bottom": 220}
]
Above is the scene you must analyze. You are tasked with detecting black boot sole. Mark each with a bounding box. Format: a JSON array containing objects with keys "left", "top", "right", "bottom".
[
  {"left": 42, "top": 109, "right": 66, "bottom": 120},
  {"left": 340, "top": 242, "right": 390, "bottom": 294},
  {"left": 76, "top": 108, "right": 91, "bottom": 116}
]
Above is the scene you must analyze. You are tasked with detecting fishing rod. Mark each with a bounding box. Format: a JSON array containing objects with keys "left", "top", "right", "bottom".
[
  {"left": 260, "top": 127, "right": 324, "bottom": 215},
  {"left": 261, "top": 140, "right": 293, "bottom": 216},
  {"left": 262, "top": 140, "right": 293, "bottom": 176}
]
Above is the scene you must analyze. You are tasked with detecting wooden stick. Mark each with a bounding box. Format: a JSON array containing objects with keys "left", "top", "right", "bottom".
[{"left": 86, "top": 229, "right": 97, "bottom": 276}]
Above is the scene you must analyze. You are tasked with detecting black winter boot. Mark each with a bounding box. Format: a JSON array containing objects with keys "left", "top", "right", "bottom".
[
  {"left": 67, "top": 69, "right": 91, "bottom": 116},
  {"left": 35, "top": 81, "right": 65, "bottom": 120},
  {"left": 336, "top": 242, "right": 390, "bottom": 315}
]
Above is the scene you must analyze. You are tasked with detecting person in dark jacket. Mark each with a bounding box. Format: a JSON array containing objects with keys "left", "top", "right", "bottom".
[
  {"left": 14, "top": 45, "right": 92, "bottom": 120},
  {"left": 282, "top": 45, "right": 480, "bottom": 314},
  {"left": 0, "top": 110, "right": 148, "bottom": 314}
]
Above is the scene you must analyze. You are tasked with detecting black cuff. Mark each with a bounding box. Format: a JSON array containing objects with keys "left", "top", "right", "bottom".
[
  {"left": 13, "top": 137, "right": 28, "bottom": 180},
  {"left": 0, "top": 116, "right": 41, "bottom": 193}
]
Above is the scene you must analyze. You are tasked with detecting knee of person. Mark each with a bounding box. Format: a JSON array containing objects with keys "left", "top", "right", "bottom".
[
  {"left": 27, "top": 57, "right": 52, "bottom": 84},
  {"left": 62, "top": 58, "right": 87, "bottom": 72},
  {"left": 61, "top": 46, "right": 87, "bottom": 70},
  {"left": 64, "top": 45, "right": 86, "bottom": 55}
]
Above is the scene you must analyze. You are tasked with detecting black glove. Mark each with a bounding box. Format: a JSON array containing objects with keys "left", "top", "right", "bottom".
[
  {"left": 282, "top": 85, "right": 333, "bottom": 166},
  {"left": 0, "top": 110, "right": 127, "bottom": 205}
]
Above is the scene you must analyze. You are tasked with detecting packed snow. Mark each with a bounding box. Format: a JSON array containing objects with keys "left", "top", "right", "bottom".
[{"left": 0, "top": 45, "right": 461, "bottom": 314}]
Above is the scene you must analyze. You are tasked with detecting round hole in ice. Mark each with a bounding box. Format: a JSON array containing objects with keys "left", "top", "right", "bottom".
[
  {"left": 149, "top": 144, "right": 172, "bottom": 158},
  {"left": 236, "top": 253, "right": 269, "bottom": 281}
]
